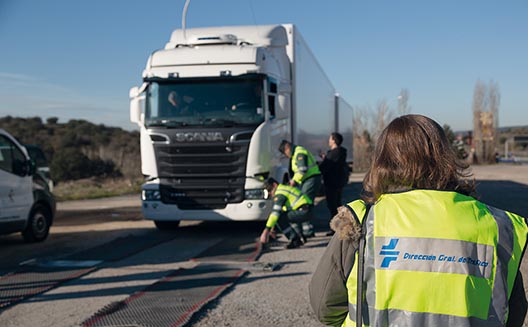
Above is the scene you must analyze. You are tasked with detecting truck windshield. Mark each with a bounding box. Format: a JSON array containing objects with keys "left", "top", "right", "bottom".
[{"left": 145, "top": 78, "right": 264, "bottom": 128}]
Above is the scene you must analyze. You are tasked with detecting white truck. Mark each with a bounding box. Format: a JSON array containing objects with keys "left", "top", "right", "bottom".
[{"left": 129, "top": 24, "right": 353, "bottom": 229}]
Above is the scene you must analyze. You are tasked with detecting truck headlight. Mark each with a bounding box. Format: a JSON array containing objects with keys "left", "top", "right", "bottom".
[
  {"left": 245, "top": 188, "right": 268, "bottom": 200},
  {"left": 142, "top": 190, "right": 161, "bottom": 201}
]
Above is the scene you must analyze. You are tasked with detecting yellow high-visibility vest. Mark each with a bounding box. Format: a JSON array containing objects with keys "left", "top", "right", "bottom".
[
  {"left": 291, "top": 145, "right": 320, "bottom": 184},
  {"left": 266, "top": 184, "right": 312, "bottom": 228},
  {"left": 344, "top": 189, "right": 527, "bottom": 327}
]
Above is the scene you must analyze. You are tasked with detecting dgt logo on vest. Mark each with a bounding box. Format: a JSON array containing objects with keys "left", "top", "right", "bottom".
[{"left": 379, "top": 238, "right": 400, "bottom": 268}]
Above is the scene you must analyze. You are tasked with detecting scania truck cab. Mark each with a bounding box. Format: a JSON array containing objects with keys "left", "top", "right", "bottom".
[{"left": 130, "top": 24, "right": 349, "bottom": 229}]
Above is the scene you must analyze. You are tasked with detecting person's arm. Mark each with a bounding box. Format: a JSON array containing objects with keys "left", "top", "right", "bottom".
[
  {"left": 319, "top": 156, "right": 330, "bottom": 174},
  {"left": 325, "top": 149, "right": 341, "bottom": 163},
  {"left": 260, "top": 194, "right": 287, "bottom": 243},
  {"left": 309, "top": 234, "right": 357, "bottom": 326},
  {"left": 264, "top": 194, "right": 286, "bottom": 229},
  {"left": 506, "top": 271, "right": 527, "bottom": 327},
  {"left": 321, "top": 148, "right": 343, "bottom": 172}
]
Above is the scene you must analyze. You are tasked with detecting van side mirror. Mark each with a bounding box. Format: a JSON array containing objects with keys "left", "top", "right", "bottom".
[
  {"left": 129, "top": 86, "right": 145, "bottom": 124},
  {"left": 13, "top": 159, "right": 35, "bottom": 177},
  {"left": 28, "top": 160, "right": 36, "bottom": 176}
]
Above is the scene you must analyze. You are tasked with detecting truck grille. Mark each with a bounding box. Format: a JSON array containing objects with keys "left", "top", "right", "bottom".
[{"left": 155, "top": 141, "right": 250, "bottom": 209}]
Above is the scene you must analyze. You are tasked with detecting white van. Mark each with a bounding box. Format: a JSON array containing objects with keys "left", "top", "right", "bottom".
[{"left": 0, "top": 129, "right": 55, "bottom": 242}]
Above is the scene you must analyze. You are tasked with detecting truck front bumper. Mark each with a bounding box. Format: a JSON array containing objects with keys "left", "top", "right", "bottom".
[{"left": 142, "top": 200, "right": 271, "bottom": 222}]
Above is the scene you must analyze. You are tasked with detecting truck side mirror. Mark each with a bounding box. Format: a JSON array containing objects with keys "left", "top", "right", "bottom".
[
  {"left": 268, "top": 95, "right": 276, "bottom": 120},
  {"left": 129, "top": 86, "right": 145, "bottom": 124},
  {"left": 278, "top": 82, "right": 292, "bottom": 94}
]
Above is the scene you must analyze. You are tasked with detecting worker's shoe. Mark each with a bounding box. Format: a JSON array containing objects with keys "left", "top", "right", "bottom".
[
  {"left": 302, "top": 222, "right": 315, "bottom": 238},
  {"left": 285, "top": 236, "right": 304, "bottom": 249}
]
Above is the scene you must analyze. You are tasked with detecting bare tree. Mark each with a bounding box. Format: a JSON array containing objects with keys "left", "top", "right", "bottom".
[
  {"left": 397, "top": 88, "right": 411, "bottom": 115},
  {"left": 351, "top": 90, "right": 412, "bottom": 172},
  {"left": 373, "top": 99, "right": 394, "bottom": 141},
  {"left": 352, "top": 106, "right": 373, "bottom": 172},
  {"left": 472, "top": 80, "right": 500, "bottom": 163},
  {"left": 488, "top": 80, "right": 500, "bottom": 150}
]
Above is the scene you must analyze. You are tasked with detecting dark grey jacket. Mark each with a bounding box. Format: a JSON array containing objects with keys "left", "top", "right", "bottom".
[{"left": 309, "top": 206, "right": 528, "bottom": 327}]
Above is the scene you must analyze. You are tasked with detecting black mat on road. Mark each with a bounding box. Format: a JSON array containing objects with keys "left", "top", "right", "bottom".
[
  {"left": 0, "top": 234, "right": 177, "bottom": 310},
  {"left": 81, "top": 233, "right": 261, "bottom": 327},
  {"left": 0, "top": 267, "right": 94, "bottom": 309},
  {"left": 82, "top": 267, "right": 246, "bottom": 327}
]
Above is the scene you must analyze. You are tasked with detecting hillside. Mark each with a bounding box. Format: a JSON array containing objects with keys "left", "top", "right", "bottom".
[{"left": 0, "top": 116, "right": 141, "bottom": 183}]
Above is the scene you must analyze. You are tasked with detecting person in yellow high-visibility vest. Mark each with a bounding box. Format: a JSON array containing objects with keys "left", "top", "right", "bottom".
[
  {"left": 309, "top": 114, "right": 527, "bottom": 327},
  {"left": 279, "top": 140, "right": 321, "bottom": 238},
  {"left": 259, "top": 177, "right": 313, "bottom": 249}
]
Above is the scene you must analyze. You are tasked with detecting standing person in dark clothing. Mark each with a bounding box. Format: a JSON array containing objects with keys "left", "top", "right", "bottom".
[{"left": 319, "top": 132, "right": 348, "bottom": 235}]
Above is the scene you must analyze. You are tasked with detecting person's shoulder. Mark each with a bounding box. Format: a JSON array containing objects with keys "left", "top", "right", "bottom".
[
  {"left": 273, "top": 193, "right": 287, "bottom": 203},
  {"left": 330, "top": 205, "right": 363, "bottom": 242}
]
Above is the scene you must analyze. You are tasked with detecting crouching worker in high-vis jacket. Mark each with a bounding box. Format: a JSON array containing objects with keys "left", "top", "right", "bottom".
[
  {"left": 309, "top": 114, "right": 528, "bottom": 327},
  {"left": 259, "top": 178, "right": 313, "bottom": 249}
]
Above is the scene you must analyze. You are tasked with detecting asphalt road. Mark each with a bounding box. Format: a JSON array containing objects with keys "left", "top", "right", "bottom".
[{"left": 0, "top": 164, "right": 526, "bottom": 327}]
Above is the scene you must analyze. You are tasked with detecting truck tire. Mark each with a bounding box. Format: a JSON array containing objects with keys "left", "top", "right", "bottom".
[
  {"left": 22, "top": 204, "right": 51, "bottom": 242},
  {"left": 154, "top": 220, "right": 181, "bottom": 230}
]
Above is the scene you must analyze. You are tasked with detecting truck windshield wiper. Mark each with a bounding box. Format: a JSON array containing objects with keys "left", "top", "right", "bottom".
[
  {"left": 201, "top": 118, "right": 238, "bottom": 127},
  {"left": 147, "top": 120, "right": 189, "bottom": 127}
]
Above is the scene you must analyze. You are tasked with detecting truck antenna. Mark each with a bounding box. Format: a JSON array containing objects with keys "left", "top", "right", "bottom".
[{"left": 182, "top": 0, "right": 192, "bottom": 43}]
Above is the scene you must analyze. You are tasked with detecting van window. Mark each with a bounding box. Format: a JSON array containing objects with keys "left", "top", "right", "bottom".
[
  {"left": 25, "top": 145, "right": 48, "bottom": 169},
  {"left": 0, "top": 135, "right": 25, "bottom": 175}
]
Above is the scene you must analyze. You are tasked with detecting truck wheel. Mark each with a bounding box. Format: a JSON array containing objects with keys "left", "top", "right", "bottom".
[
  {"left": 22, "top": 205, "right": 51, "bottom": 242},
  {"left": 154, "top": 220, "right": 181, "bottom": 230}
]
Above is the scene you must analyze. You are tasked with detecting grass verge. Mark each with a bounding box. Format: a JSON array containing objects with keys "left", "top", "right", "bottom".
[{"left": 53, "top": 177, "right": 143, "bottom": 201}]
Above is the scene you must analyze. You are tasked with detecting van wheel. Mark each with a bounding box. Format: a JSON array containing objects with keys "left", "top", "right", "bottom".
[
  {"left": 154, "top": 220, "right": 181, "bottom": 230},
  {"left": 22, "top": 205, "right": 51, "bottom": 242}
]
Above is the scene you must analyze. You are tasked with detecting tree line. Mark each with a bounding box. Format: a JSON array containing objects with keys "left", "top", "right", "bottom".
[{"left": 0, "top": 116, "right": 141, "bottom": 183}]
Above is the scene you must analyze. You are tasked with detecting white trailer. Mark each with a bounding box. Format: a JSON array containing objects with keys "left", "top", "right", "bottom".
[{"left": 129, "top": 24, "right": 352, "bottom": 229}]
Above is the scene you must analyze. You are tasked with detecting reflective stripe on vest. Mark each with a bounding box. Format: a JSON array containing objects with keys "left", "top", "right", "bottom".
[
  {"left": 291, "top": 146, "right": 320, "bottom": 183},
  {"left": 343, "top": 190, "right": 528, "bottom": 327},
  {"left": 274, "top": 184, "right": 311, "bottom": 211}
]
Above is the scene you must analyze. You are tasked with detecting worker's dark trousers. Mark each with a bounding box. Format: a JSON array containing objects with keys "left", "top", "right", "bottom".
[
  {"left": 300, "top": 174, "right": 321, "bottom": 201},
  {"left": 299, "top": 174, "right": 321, "bottom": 236},
  {"left": 275, "top": 206, "right": 312, "bottom": 240},
  {"left": 325, "top": 185, "right": 343, "bottom": 218}
]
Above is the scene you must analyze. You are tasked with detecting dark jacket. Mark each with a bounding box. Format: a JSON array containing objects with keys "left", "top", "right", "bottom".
[
  {"left": 319, "top": 146, "right": 347, "bottom": 188},
  {"left": 309, "top": 206, "right": 528, "bottom": 327}
]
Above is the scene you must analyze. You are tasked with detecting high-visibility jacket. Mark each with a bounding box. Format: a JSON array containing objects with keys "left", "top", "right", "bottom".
[
  {"left": 265, "top": 184, "right": 312, "bottom": 228},
  {"left": 291, "top": 145, "right": 320, "bottom": 184},
  {"left": 344, "top": 190, "right": 527, "bottom": 327}
]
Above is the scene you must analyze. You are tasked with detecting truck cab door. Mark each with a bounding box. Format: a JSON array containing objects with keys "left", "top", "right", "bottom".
[{"left": 0, "top": 135, "right": 33, "bottom": 228}]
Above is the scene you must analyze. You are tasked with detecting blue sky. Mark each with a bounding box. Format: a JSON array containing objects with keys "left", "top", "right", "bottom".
[{"left": 0, "top": 0, "right": 526, "bottom": 131}]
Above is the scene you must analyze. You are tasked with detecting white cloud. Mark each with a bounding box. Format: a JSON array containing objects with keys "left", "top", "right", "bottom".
[{"left": 0, "top": 72, "right": 38, "bottom": 82}]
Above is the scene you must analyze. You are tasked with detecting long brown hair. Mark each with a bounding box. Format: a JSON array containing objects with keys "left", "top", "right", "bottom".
[{"left": 362, "top": 114, "right": 474, "bottom": 203}]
